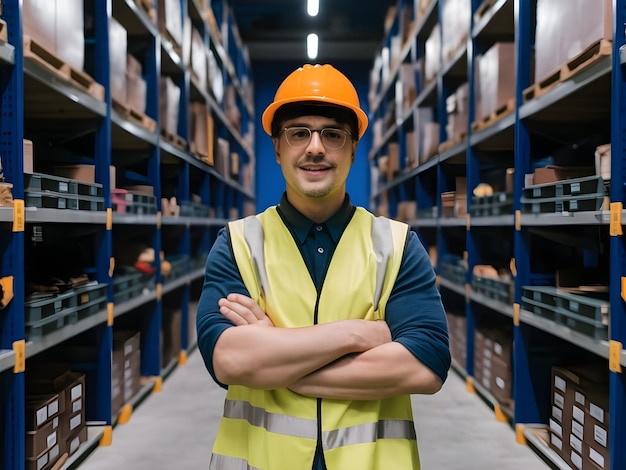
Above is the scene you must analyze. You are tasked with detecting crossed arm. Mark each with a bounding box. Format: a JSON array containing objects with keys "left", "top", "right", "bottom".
[{"left": 213, "top": 293, "right": 443, "bottom": 400}]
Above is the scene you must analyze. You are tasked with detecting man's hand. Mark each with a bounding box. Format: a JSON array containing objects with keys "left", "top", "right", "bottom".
[{"left": 218, "top": 293, "right": 274, "bottom": 327}]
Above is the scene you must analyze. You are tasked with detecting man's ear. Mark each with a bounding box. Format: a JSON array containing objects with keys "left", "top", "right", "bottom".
[{"left": 273, "top": 138, "right": 281, "bottom": 162}]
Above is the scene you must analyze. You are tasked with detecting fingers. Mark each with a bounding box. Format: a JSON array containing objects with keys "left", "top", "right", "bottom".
[{"left": 218, "top": 293, "right": 266, "bottom": 325}]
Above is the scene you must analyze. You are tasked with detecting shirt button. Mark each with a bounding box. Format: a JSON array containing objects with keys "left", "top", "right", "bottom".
[
  {"left": 317, "top": 247, "right": 324, "bottom": 254},
  {"left": 316, "top": 225, "right": 323, "bottom": 231}
]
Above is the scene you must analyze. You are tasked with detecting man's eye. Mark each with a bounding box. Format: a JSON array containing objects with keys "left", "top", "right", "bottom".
[
  {"left": 324, "top": 131, "right": 342, "bottom": 140},
  {"left": 291, "top": 130, "right": 310, "bottom": 139}
]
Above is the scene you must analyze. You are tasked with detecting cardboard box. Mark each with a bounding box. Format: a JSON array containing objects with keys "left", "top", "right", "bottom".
[
  {"left": 25, "top": 418, "right": 58, "bottom": 458},
  {"left": 109, "top": 18, "right": 128, "bottom": 104},
  {"left": 532, "top": 166, "right": 594, "bottom": 185},
  {"left": 53, "top": 164, "right": 116, "bottom": 189},
  {"left": 22, "top": 0, "right": 57, "bottom": 53},
  {"left": 160, "top": 76, "right": 181, "bottom": 136},
  {"left": 158, "top": 0, "right": 183, "bottom": 46},
  {"left": 25, "top": 394, "right": 61, "bottom": 431},
  {"left": 24, "top": 139, "right": 34, "bottom": 174},
  {"left": 55, "top": 0, "right": 84, "bottom": 70},
  {"left": 478, "top": 42, "right": 515, "bottom": 120}
]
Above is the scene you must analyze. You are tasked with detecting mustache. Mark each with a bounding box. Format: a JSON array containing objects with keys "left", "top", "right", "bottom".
[{"left": 296, "top": 155, "right": 336, "bottom": 167}]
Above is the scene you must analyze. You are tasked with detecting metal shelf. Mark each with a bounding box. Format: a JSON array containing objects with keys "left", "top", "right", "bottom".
[
  {"left": 472, "top": 0, "right": 514, "bottom": 39},
  {"left": 0, "top": 349, "right": 15, "bottom": 374},
  {"left": 519, "top": 309, "right": 611, "bottom": 361},
  {"left": 520, "top": 210, "right": 610, "bottom": 227},
  {"left": 0, "top": 41, "right": 15, "bottom": 65},
  {"left": 470, "top": 214, "right": 514, "bottom": 227},
  {"left": 24, "top": 207, "right": 107, "bottom": 224}
]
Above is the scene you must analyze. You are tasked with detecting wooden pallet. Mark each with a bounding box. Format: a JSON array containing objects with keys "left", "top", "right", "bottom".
[
  {"left": 474, "top": 0, "right": 496, "bottom": 22},
  {"left": 112, "top": 99, "right": 156, "bottom": 133},
  {"left": 471, "top": 98, "right": 515, "bottom": 132},
  {"left": 190, "top": 142, "right": 209, "bottom": 162},
  {"left": 161, "top": 127, "right": 187, "bottom": 149},
  {"left": 523, "top": 38, "right": 612, "bottom": 102},
  {"left": 438, "top": 133, "right": 466, "bottom": 154},
  {"left": 23, "top": 35, "right": 105, "bottom": 101}
]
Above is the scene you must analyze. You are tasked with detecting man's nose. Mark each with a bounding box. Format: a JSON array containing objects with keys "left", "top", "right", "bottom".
[{"left": 306, "top": 130, "right": 325, "bottom": 152}]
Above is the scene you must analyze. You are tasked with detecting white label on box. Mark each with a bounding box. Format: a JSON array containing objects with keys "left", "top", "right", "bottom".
[
  {"left": 569, "top": 300, "right": 579, "bottom": 312},
  {"left": 569, "top": 433, "right": 582, "bottom": 453},
  {"left": 572, "top": 405, "right": 585, "bottom": 424},
  {"left": 48, "top": 399, "right": 59, "bottom": 417},
  {"left": 70, "top": 435, "right": 80, "bottom": 454},
  {"left": 71, "top": 383, "right": 82, "bottom": 401},
  {"left": 494, "top": 342, "right": 503, "bottom": 356},
  {"left": 125, "top": 344, "right": 133, "bottom": 355},
  {"left": 37, "top": 453, "right": 48, "bottom": 470},
  {"left": 52, "top": 417, "right": 58, "bottom": 429},
  {"left": 574, "top": 391, "right": 585, "bottom": 406},
  {"left": 70, "top": 413, "right": 82, "bottom": 431},
  {"left": 36, "top": 406, "right": 48, "bottom": 426},
  {"left": 554, "top": 392, "right": 564, "bottom": 409},
  {"left": 59, "top": 182, "right": 69, "bottom": 193},
  {"left": 550, "top": 418, "right": 562, "bottom": 437},
  {"left": 594, "top": 425, "right": 608, "bottom": 447},
  {"left": 571, "top": 420, "right": 583, "bottom": 440},
  {"left": 570, "top": 450, "right": 582, "bottom": 469},
  {"left": 589, "top": 447, "right": 605, "bottom": 467},
  {"left": 550, "top": 433, "right": 562, "bottom": 450},
  {"left": 552, "top": 405, "right": 562, "bottom": 422},
  {"left": 571, "top": 182, "right": 580, "bottom": 194},
  {"left": 73, "top": 399, "right": 82, "bottom": 413},
  {"left": 46, "top": 430, "right": 57, "bottom": 448},
  {"left": 495, "top": 377, "right": 505, "bottom": 390},
  {"left": 49, "top": 444, "right": 59, "bottom": 461},
  {"left": 590, "top": 402, "right": 605, "bottom": 423},
  {"left": 554, "top": 375, "right": 566, "bottom": 393},
  {"left": 484, "top": 348, "right": 492, "bottom": 359}
]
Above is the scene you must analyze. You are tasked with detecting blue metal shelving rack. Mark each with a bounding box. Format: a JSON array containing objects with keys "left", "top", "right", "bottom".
[
  {"left": 368, "top": 0, "right": 626, "bottom": 468},
  {"left": 0, "top": 0, "right": 255, "bottom": 467}
]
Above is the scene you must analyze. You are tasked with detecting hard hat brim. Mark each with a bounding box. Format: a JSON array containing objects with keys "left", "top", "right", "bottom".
[{"left": 262, "top": 96, "right": 369, "bottom": 139}]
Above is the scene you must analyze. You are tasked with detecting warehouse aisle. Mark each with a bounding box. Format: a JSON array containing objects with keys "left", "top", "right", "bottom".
[{"left": 78, "top": 348, "right": 548, "bottom": 470}]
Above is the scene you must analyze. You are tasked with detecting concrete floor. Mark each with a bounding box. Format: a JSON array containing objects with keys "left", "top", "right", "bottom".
[{"left": 77, "top": 349, "right": 549, "bottom": 470}]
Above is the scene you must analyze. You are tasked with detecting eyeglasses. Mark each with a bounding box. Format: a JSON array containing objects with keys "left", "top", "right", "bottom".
[{"left": 281, "top": 127, "right": 351, "bottom": 149}]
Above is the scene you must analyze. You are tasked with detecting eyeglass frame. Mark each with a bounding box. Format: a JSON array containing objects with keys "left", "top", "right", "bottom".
[{"left": 279, "top": 126, "right": 353, "bottom": 149}]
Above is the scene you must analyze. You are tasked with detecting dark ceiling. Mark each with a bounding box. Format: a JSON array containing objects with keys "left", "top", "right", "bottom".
[{"left": 228, "top": 1, "right": 396, "bottom": 62}]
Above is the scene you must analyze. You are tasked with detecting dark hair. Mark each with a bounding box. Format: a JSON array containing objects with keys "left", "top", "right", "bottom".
[{"left": 271, "top": 102, "right": 359, "bottom": 140}]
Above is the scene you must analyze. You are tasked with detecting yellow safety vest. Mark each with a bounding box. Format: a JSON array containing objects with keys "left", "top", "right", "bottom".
[{"left": 210, "top": 206, "right": 420, "bottom": 470}]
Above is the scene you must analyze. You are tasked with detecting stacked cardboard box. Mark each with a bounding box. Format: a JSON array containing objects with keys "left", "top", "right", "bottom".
[
  {"left": 534, "top": 0, "right": 611, "bottom": 84},
  {"left": 189, "top": 26, "right": 208, "bottom": 90},
  {"left": 113, "top": 330, "right": 142, "bottom": 412},
  {"left": 26, "top": 365, "right": 88, "bottom": 465},
  {"left": 446, "top": 312, "right": 467, "bottom": 366},
  {"left": 127, "top": 54, "right": 147, "bottom": 114},
  {"left": 445, "top": 83, "right": 469, "bottom": 143},
  {"left": 189, "top": 102, "right": 210, "bottom": 160},
  {"left": 162, "top": 308, "right": 182, "bottom": 368},
  {"left": 109, "top": 17, "right": 128, "bottom": 104},
  {"left": 160, "top": 76, "right": 181, "bottom": 137},
  {"left": 473, "top": 326, "right": 513, "bottom": 407},
  {"left": 549, "top": 366, "right": 610, "bottom": 469},
  {"left": 475, "top": 42, "right": 515, "bottom": 122},
  {"left": 23, "top": 0, "right": 84, "bottom": 71},
  {"left": 158, "top": 0, "right": 183, "bottom": 48},
  {"left": 440, "top": 0, "right": 470, "bottom": 64},
  {"left": 424, "top": 23, "right": 441, "bottom": 84},
  {"left": 25, "top": 393, "right": 63, "bottom": 469}
]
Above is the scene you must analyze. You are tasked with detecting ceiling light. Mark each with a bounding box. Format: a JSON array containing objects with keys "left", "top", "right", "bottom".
[
  {"left": 307, "top": 0, "right": 319, "bottom": 16},
  {"left": 307, "top": 33, "right": 318, "bottom": 59}
]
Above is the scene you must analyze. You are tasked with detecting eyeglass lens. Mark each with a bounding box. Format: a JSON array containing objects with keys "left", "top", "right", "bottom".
[{"left": 284, "top": 127, "right": 348, "bottom": 149}]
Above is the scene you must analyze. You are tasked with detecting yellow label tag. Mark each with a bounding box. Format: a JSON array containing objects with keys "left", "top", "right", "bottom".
[
  {"left": 610, "top": 202, "right": 623, "bottom": 236},
  {"left": 515, "top": 210, "right": 521, "bottom": 231},
  {"left": 513, "top": 303, "right": 520, "bottom": 326},
  {"left": 466, "top": 213, "right": 470, "bottom": 230},
  {"left": 515, "top": 424, "right": 527, "bottom": 445},
  {"left": 109, "top": 257, "right": 115, "bottom": 278},
  {"left": 622, "top": 277, "right": 626, "bottom": 303},
  {"left": 100, "top": 426, "right": 113, "bottom": 446},
  {"left": 12, "top": 200, "right": 24, "bottom": 232},
  {"left": 13, "top": 339, "right": 25, "bottom": 373},
  {"left": 510, "top": 258, "right": 517, "bottom": 277},
  {"left": 609, "top": 341, "right": 623, "bottom": 373},
  {"left": 465, "top": 283, "right": 471, "bottom": 303},
  {"left": 80, "top": 293, "right": 89, "bottom": 304},
  {"left": 494, "top": 403, "right": 507, "bottom": 423},
  {"left": 156, "top": 211, "right": 162, "bottom": 229},
  {"left": 107, "top": 303, "right": 114, "bottom": 326},
  {"left": 106, "top": 208, "right": 112, "bottom": 230},
  {"left": 156, "top": 283, "right": 162, "bottom": 301},
  {"left": 466, "top": 377, "right": 475, "bottom": 394}
]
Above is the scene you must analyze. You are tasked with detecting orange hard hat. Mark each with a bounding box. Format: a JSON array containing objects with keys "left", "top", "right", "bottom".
[{"left": 261, "top": 64, "right": 369, "bottom": 139}]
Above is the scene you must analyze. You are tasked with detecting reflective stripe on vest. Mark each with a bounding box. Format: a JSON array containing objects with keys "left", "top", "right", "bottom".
[
  {"left": 223, "top": 398, "right": 416, "bottom": 448},
  {"left": 242, "top": 213, "right": 395, "bottom": 311},
  {"left": 210, "top": 454, "right": 263, "bottom": 470}
]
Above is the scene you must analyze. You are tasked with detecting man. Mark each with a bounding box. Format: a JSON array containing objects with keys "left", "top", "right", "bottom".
[{"left": 197, "top": 64, "right": 450, "bottom": 470}]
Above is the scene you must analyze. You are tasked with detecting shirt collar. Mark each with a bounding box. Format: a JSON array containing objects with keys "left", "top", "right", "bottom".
[{"left": 276, "top": 193, "right": 355, "bottom": 245}]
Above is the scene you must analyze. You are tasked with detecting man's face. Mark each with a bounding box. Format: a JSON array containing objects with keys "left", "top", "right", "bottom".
[{"left": 273, "top": 115, "right": 357, "bottom": 205}]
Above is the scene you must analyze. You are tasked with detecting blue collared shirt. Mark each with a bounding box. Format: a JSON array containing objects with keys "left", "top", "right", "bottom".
[{"left": 197, "top": 193, "right": 451, "bottom": 470}]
